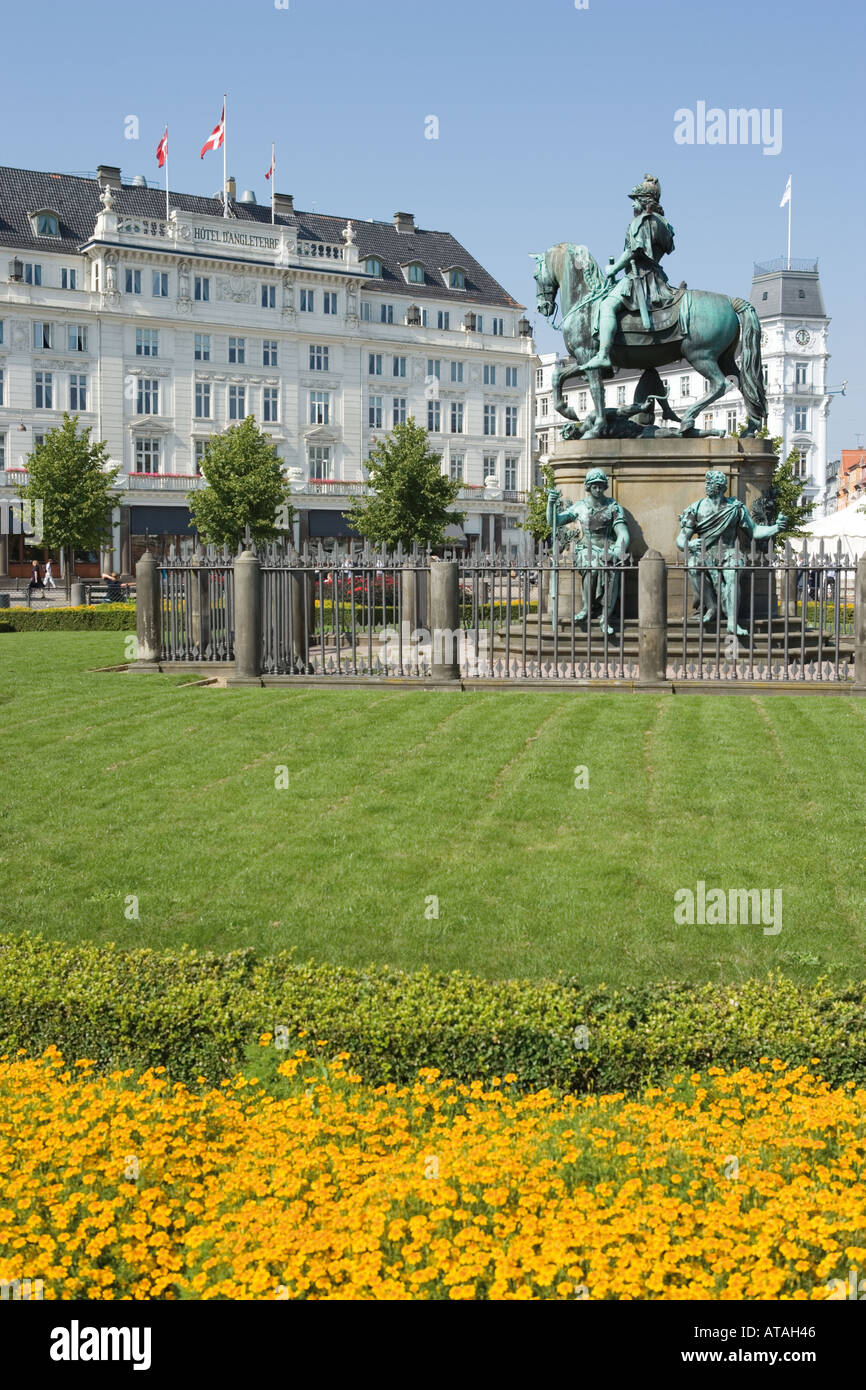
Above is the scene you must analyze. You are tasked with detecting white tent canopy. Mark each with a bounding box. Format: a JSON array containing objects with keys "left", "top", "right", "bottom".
[{"left": 786, "top": 500, "right": 866, "bottom": 561}]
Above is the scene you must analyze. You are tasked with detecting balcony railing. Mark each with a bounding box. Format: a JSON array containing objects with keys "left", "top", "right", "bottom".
[
  {"left": 297, "top": 240, "right": 346, "bottom": 262},
  {"left": 1, "top": 469, "right": 528, "bottom": 506},
  {"left": 116, "top": 217, "right": 170, "bottom": 239},
  {"left": 302, "top": 479, "right": 368, "bottom": 496},
  {"left": 126, "top": 472, "right": 206, "bottom": 491},
  {"left": 456, "top": 486, "right": 526, "bottom": 503},
  {"left": 0, "top": 468, "right": 29, "bottom": 488},
  {"left": 753, "top": 258, "right": 818, "bottom": 275}
]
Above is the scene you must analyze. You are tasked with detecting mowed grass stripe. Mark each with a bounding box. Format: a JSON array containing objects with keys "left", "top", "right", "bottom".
[{"left": 1, "top": 634, "right": 865, "bottom": 984}]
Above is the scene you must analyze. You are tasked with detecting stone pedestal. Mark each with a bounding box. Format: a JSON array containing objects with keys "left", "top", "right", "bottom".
[{"left": 550, "top": 435, "right": 777, "bottom": 619}]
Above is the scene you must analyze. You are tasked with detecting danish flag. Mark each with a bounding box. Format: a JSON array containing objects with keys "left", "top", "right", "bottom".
[
  {"left": 265, "top": 155, "right": 274, "bottom": 181},
  {"left": 155, "top": 129, "right": 168, "bottom": 169},
  {"left": 200, "top": 105, "right": 225, "bottom": 159}
]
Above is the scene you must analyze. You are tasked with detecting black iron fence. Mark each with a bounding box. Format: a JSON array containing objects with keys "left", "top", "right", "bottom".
[
  {"left": 457, "top": 548, "right": 637, "bottom": 679},
  {"left": 145, "top": 540, "right": 864, "bottom": 689},
  {"left": 671, "top": 540, "right": 855, "bottom": 683},
  {"left": 260, "top": 545, "right": 426, "bottom": 677},
  {"left": 159, "top": 551, "right": 235, "bottom": 662}
]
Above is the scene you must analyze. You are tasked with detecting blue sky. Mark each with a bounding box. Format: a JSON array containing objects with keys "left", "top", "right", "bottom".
[{"left": 2, "top": 0, "right": 862, "bottom": 451}]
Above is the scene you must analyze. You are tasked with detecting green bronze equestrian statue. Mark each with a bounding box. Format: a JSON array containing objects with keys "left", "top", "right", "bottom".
[
  {"left": 532, "top": 174, "right": 767, "bottom": 441},
  {"left": 676, "top": 470, "right": 788, "bottom": 636},
  {"left": 546, "top": 469, "right": 631, "bottom": 633}
]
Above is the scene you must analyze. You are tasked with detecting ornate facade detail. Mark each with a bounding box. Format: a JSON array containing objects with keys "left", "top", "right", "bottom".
[
  {"left": 177, "top": 260, "right": 191, "bottom": 301},
  {"left": 280, "top": 272, "right": 296, "bottom": 320},
  {"left": 216, "top": 275, "right": 254, "bottom": 304}
]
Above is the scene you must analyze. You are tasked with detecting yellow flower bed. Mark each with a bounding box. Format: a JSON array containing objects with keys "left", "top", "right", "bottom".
[{"left": 1, "top": 1045, "right": 864, "bottom": 1300}]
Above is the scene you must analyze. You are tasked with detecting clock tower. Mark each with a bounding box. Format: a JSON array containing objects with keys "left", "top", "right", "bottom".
[{"left": 750, "top": 259, "right": 831, "bottom": 509}]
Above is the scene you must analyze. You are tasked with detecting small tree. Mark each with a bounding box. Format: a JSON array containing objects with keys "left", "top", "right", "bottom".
[
  {"left": 18, "top": 413, "right": 118, "bottom": 596},
  {"left": 346, "top": 418, "right": 464, "bottom": 549},
  {"left": 521, "top": 461, "right": 555, "bottom": 545},
  {"left": 767, "top": 448, "right": 816, "bottom": 544},
  {"left": 188, "top": 416, "right": 292, "bottom": 549},
  {"left": 745, "top": 430, "right": 815, "bottom": 546}
]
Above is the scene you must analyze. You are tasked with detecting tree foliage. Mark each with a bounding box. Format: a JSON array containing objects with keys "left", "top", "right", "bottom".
[
  {"left": 18, "top": 413, "right": 118, "bottom": 583},
  {"left": 188, "top": 417, "right": 292, "bottom": 548},
  {"left": 747, "top": 431, "right": 815, "bottom": 546},
  {"left": 346, "top": 418, "right": 464, "bottom": 549},
  {"left": 521, "top": 462, "right": 555, "bottom": 544}
]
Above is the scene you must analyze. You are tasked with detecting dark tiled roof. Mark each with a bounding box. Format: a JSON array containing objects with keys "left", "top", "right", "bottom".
[
  {"left": 0, "top": 165, "right": 523, "bottom": 309},
  {"left": 750, "top": 269, "right": 826, "bottom": 320}
]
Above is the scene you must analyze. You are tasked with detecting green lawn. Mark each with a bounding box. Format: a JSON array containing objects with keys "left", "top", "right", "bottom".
[{"left": 1, "top": 632, "right": 864, "bottom": 987}]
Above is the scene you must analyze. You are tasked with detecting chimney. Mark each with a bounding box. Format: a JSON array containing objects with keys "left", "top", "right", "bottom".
[
  {"left": 272, "top": 192, "right": 295, "bottom": 219},
  {"left": 96, "top": 164, "right": 122, "bottom": 190},
  {"left": 393, "top": 211, "right": 415, "bottom": 234},
  {"left": 225, "top": 175, "right": 237, "bottom": 201}
]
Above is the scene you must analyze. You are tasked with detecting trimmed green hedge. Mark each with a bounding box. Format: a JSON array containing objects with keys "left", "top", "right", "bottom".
[
  {"left": 0, "top": 603, "right": 136, "bottom": 632},
  {"left": 1, "top": 936, "right": 864, "bottom": 1091}
]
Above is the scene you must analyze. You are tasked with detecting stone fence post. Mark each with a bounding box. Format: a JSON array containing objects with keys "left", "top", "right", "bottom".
[
  {"left": 637, "top": 549, "right": 668, "bottom": 688},
  {"left": 231, "top": 550, "right": 262, "bottom": 684},
  {"left": 131, "top": 551, "right": 161, "bottom": 672},
  {"left": 429, "top": 560, "right": 460, "bottom": 681},
  {"left": 854, "top": 554, "right": 866, "bottom": 693}
]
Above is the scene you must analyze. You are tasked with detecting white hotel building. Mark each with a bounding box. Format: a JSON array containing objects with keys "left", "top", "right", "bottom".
[
  {"left": 534, "top": 259, "right": 834, "bottom": 511},
  {"left": 0, "top": 162, "right": 536, "bottom": 577}
]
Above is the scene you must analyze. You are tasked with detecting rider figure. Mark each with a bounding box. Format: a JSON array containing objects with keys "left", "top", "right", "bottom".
[{"left": 582, "top": 174, "right": 677, "bottom": 371}]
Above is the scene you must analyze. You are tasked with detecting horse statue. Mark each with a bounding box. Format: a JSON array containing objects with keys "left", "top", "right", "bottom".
[{"left": 532, "top": 241, "right": 767, "bottom": 441}]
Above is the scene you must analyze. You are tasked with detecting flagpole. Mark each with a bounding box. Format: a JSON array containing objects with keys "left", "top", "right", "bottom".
[
  {"left": 223, "top": 92, "right": 228, "bottom": 218},
  {"left": 787, "top": 178, "right": 792, "bottom": 270},
  {"left": 164, "top": 128, "right": 170, "bottom": 224},
  {"left": 271, "top": 143, "right": 275, "bottom": 225}
]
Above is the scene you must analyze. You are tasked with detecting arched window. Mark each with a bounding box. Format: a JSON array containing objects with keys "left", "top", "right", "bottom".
[{"left": 364, "top": 257, "right": 382, "bottom": 277}]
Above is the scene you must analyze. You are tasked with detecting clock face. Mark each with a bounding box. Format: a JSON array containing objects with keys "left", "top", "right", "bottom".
[{"left": 795, "top": 328, "right": 811, "bottom": 346}]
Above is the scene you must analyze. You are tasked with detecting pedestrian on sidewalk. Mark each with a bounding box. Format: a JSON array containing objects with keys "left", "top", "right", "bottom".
[
  {"left": 101, "top": 570, "right": 124, "bottom": 603},
  {"left": 28, "top": 559, "right": 43, "bottom": 599},
  {"left": 43, "top": 557, "right": 57, "bottom": 590}
]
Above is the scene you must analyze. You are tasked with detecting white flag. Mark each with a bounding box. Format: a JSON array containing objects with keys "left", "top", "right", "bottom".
[{"left": 779, "top": 174, "right": 791, "bottom": 208}]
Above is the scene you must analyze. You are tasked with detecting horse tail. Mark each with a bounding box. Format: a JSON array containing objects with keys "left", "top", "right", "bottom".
[{"left": 732, "top": 298, "right": 767, "bottom": 424}]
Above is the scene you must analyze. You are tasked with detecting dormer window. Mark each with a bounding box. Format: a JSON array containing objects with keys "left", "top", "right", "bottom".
[
  {"left": 30, "top": 210, "right": 60, "bottom": 238},
  {"left": 442, "top": 265, "right": 466, "bottom": 290},
  {"left": 365, "top": 257, "right": 382, "bottom": 277},
  {"left": 405, "top": 262, "right": 424, "bottom": 284}
]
